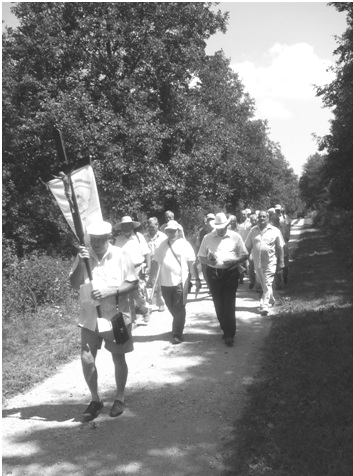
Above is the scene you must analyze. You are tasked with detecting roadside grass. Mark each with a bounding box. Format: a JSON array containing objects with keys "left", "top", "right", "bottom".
[
  {"left": 224, "top": 222, "right": 353, "bottom": 476},
  {"left": 2, "top": 297, "right": 81, "bottom": 402}
]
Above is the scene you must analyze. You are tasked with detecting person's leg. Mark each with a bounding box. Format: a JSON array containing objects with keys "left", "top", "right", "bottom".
[
  {"left": 206, "top": 267, "right": 225, "bottom": 334},
  {"left": 265, "top": 269, "right": 276, "bottom": 307},
  {"left": 131, "top": 284, "right": 151, "bottom": 322},
  {"left": 219, "top": 267, "right": 239, "bottom": 339},
  {"left": 170, "top": 283, "right": 186, "bottom": 338},
  {"left": 256, "top": 268, "right": 267, "bottom": 310},
  {"left": 128, "top": 293, "right": 137, "bottom": 325},
  {"left": 81, "top": 328, "right": 101, "bottom": 402},
  {"left": 161, "top": 285, "right": 186, "bottom": 340},
  {"left": 155, "top": 282, "right": 165, "bottom": 309},
  {"left": 249, "top": 258, "right": 256, "bottom": 289},
  {"left": 112, "top": 353, "right": 128, "bottom": 402}
]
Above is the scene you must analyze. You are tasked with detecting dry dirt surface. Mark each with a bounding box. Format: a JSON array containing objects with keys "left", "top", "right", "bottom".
[{"left": 2, "top": 220, "right": 304, "bottom": 476}]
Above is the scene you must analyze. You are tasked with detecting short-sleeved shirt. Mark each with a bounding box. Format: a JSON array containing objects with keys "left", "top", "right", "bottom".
[
  {"left": 238, "top": 221, "right": 252, "bottom": 242},
  {"left": 70, "top": 244, "right": 137, "bottom": 331},
  {"left": 198, "top": 229, "right": 248, "bottom": 269},
  {"left": 144, "top": 230, "right": 167, "bottom": 257},
  {"left": 153, "top": 238, "right": 195, "bottom": 286},
  {"left": 113, "top": 231, "right": 150, "bottom": 266},
  {"left": 245, "top": 224, "right": 285, "bottom": 272}
]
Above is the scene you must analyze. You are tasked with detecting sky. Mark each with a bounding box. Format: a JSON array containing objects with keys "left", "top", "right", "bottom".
[
  {"left": 206, "top": 2, "right": 348, "bottom": 176},
  {"left": 2, "top": 2, "right": 348, "bottom": 176}
]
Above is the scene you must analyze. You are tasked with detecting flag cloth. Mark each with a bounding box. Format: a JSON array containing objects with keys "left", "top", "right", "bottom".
[{"left": 48, "top": 164, "right": 102, "bottom": 238}]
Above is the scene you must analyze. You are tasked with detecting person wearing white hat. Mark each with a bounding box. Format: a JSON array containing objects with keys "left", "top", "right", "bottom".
[
  {"left": 147, "top": 220, "right": 201, "bottom": 344},
  {"left": 245, "top": 210, "right": 285, "bottom": 316},
  {"left": 113, "top": 216, "right": 152, "bottom": 325},
  {"left": 70, "top": 220, "right": 139, "bottom": 421},
  {"left": 160, "top": 210, "right": 185, "bottom": 238},
  {"left": 197, "top": 212, "right": 249, "bottom": 346}
]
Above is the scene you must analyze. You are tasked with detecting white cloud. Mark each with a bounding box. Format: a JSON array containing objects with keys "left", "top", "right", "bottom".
[
  {"left": 256, "top": 98, "right": 292, "bottom": 119},
  {"left": 233, "top": 42, "right": 335, "bottom": 101}
]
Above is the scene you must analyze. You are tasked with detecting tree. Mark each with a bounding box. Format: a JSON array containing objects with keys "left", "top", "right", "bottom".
[
  {"left": 316, "top": 2, "right": 353, "bottom": 210},
  {"left": 3, "top": 2, "right": 298, "bottom": 255},
  {"left": 299, "top": 153, "right": 328, "bottom": 210}
]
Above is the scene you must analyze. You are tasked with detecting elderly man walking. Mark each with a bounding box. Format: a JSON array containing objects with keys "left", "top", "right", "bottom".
[
  {"left": 198, "top": 212, "right": 248, "bottom": 346},
  {"left": 113, "top": 216, "right": 152, "bottom": 324},
  {"left": 245, "top": 210, "right": 285, "bottom": 316},
  {"left": 70, "top": 221, "right": 138, "bottom": 420},
  {"left": 144, "top": 217, "right": 167, "bottom": 312},
  {"left": 147, "top": 220, "right": 201, "bottom": 344}
]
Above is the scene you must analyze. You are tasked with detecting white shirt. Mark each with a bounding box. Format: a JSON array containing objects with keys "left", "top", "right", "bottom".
[
  {"left": 198, "top": 229, "right": 248, "bottom": 269},
  {"left": 153, "top": 238, "right": 195, "bottom": 286},
  {"left": 70, "top": 244, "right": 137, "bottom": 331},
  {"left": 245, "top": 224, "right": 285, "bottom": 272},
  {"left": 113, "top": 231, "right": 150, "bottom": 266}
]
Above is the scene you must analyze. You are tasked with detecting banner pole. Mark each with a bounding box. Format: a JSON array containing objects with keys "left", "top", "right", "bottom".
[{"left": 53, "top": 128, "right": 101, "bottom": 317}]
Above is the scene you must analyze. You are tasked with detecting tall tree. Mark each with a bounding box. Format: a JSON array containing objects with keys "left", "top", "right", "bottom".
[
  {"left": 316, "top": 2, "right": 353, "bottom": 210},
  {"left": 299, "top": 153, "right": 328, "bottom": 210},
  {"left": 3, "top": 2, "right": 298, "bottom": 255}
]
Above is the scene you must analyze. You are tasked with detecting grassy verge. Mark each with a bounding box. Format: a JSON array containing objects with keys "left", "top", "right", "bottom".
[
  {"left": 2, "top": 297, "right": 81, "bottom": 402},
  {"left": 224, "top": 222, "right": 353, "bottom": 475}
]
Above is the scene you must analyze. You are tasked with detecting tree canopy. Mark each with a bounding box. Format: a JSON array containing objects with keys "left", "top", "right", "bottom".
[
  {"left": 315, "top": 2, "right": 353, "bottom": 211},
  {"left": 3, "top": 2, "right": 299, "bottom": 256}
]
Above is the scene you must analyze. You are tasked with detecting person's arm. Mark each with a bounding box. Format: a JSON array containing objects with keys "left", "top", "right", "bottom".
[
  {"left": 69, "top": 246, "right": 88, "bottom": 290},
  {"left": 144, "top": 252, "right": 152, "bottom": 275},
  {"left": 275, "top": 234, "right": 285, "bottom": 271},
  {"left": 187, "top": 260, "right": 202, "bottom": 293},
  {"left": 146, "top": 259, "right": 159, "bottom": 288},
  {"left": 223, "top": 250, "right": 249, "bottom": 267}
]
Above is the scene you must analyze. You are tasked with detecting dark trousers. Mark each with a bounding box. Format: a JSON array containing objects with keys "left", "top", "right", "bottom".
[
  {"left": 161, "top": 283, "right": 186, "bottom": 338},
  {"left": 206, "top": 266, "right": 240, "bottom": 339}
]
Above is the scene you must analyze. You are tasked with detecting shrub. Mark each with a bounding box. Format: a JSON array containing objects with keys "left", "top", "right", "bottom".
[{"left": 2, "top": 248, "right": 75, "bottom": 321}]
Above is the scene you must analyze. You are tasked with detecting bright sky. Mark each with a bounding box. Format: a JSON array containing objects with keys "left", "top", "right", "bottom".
[
  {"left": 2, "top": 2, "right": 348, "bottom": 176},
  {"left": 206, "top": 2, "right": 348, "bottom": 176}
]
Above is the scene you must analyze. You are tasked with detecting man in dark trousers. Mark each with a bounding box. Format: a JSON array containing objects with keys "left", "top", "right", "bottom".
[{"left": 198, "top": 213, "right": 248, "bottom": 346}]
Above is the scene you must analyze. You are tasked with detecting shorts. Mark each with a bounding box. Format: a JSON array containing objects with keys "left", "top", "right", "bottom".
[{"left": 81, "top": 324, "right": 134, "bottom": 355}]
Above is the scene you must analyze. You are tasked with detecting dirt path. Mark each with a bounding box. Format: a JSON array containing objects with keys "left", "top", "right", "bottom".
[{"left": 2, "top": 220, "right": 304, "bottom": 476}]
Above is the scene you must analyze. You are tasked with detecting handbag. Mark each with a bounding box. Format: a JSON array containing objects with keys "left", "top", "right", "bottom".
[
  {"left": 97, "top": 312, "right": 130, "bottom": 345},
  {"left": 168, "top": 241, "right": 193, "bottom": 293},
  {"left": 111, "top": 312, "right": 130, "bottom": 345}
]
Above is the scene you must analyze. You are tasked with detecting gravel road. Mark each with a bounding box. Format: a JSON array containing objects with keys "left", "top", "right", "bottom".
[{"left": 2, "top": 220, "right": 304, "bottom": 476}]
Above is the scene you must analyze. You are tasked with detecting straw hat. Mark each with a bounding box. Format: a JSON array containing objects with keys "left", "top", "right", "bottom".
[
  {"left": 114, "top": 216, "right": 140, "bottom": 230},
  {"left": 211, "top": 213, "right": 230, "bottom": 229}
]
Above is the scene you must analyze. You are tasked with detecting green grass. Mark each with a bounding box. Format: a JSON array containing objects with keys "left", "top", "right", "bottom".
[
  {"left": 2, "top": 298, "right": 81, "bottom": 401},
  {"left": 224, "top": 223, "right": 353, "bottom": 476}
]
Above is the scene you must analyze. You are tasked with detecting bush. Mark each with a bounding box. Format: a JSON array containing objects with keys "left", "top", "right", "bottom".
[{"left": 2, "top": 247, "right": 75, "bottom": 321}]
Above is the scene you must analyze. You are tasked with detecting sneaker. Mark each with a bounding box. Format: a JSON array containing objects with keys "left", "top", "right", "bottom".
[
  {"left": 172, "top": 336, "right": 182, "bottom": 345},
  {"left": 261, "top": 310, "right": 269, "bottom": 316},
  {"left": 109, "top": 399, "right": 124, "bottom": 418},
  {"left": 82, "top": 401, "right": 104, "bottom": 421},
  {"left": 225, "top": 337, "right": 234, "bottom": 346},
  {"left": 143, "top": 307, "right": 152, "bottom": 323}
]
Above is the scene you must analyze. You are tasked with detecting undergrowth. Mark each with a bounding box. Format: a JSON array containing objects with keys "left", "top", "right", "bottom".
[{"left": 2, "top": 247, "right": 81, "bottom": 400}]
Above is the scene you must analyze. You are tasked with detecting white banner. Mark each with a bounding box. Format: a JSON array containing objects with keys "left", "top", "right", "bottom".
[{"left": 48, "top": 165, "right": 102, "bottom": 239}]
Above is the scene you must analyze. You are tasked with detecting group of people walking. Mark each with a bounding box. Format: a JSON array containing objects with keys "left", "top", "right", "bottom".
[{"left": 69, "top": 205, "right": 291, "bottom": 422}]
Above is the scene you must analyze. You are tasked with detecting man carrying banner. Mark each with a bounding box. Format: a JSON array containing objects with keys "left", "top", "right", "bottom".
[{"left": 70, "top": 220, "right": 138, "bottom": 421}]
